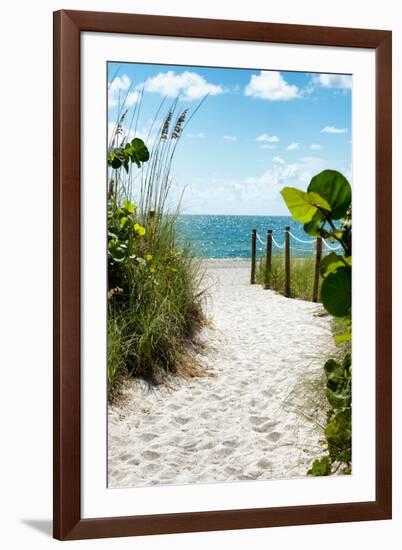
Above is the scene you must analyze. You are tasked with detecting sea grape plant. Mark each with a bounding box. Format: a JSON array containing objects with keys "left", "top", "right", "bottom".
[
  {"left": 281, "top": 170, "right": 352, "bottom": 319},
  {"left": 108, "top": 137, "right": 150, "bottom": 172},
  {"left": 107, "top": 135, "right": 151, "bottom": 291},
  {"left": 281, "top": 169, "right": 352, "bottom": 476}
]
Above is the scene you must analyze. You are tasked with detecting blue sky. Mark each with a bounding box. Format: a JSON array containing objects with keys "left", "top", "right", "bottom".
[{"left": 108, "top": 62, "right": 352, "bottom": 216}]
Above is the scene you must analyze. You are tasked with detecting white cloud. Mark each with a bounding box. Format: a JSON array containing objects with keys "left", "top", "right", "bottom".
[
  {"left": 143, "top": 70, "right": 224, "bottom": 101},
  {"left": 286, "top": 142, "right": 300, "bottom": 151},
  {"left": 245, "top": 71, "right": 300, "bottom": 101},
  {"left": 256, "top": 134, "right": 280, "bottom": 143},
  {"left": 108, "top": 75, "right": 140, "bottom": 108},
  {"left": 186, "top": 132, "right": 206, "bottom": 138},
  {"left": 314, "top": 74, "right": 352, "bottom": 89},
  {"left": 296, "top": 157, "right": 328, "bottom": 183},
  {"left": 321, "top": 126, "right": 348, "bottom": 134},
  {"left": 171, "top": 155, "right": 349, "bottom": 216},
  {"left": 260, "top": 144, "right": 276, "bottom": 150},
  {"left": 223, "top": 135, "right": 237, "bottom": 141},
  {"left": 109, "top": 74, "right": 130, "bottom": 93},
  {"left": 310, "top": 143, "right": 322, "bottom": 150}
]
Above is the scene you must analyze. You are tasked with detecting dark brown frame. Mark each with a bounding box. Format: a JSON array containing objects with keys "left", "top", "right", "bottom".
[{"left": 53, "top": 9, "right": 392, "bottom": 541}]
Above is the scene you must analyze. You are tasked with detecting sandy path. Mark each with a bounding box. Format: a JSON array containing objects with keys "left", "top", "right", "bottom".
[{"left": 108, "top": 259, "right": 333, "bottom": 488}]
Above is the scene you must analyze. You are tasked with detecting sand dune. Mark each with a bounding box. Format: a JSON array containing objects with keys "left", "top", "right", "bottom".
[{"left": 108, "top": 259, "right": 334, "bottom": 488}]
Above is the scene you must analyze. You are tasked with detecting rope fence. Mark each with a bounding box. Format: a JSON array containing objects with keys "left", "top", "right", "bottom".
[
  {"left": 256, "top": 229, "right": 341, "bottom": 252},
  {"left": 250, "top": 226, "right": 342, "bottom": 302}
]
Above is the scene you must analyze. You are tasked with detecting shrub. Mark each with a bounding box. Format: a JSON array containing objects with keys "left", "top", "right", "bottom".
[
  {"left": 107, "top": 93, "right": 206, "bottom": 393},
  {"left": 257, "top": 255, "right": 319, "bottom": 302},
  {"left": 281, "top": 170, "right": 352, "bottom": 475}
]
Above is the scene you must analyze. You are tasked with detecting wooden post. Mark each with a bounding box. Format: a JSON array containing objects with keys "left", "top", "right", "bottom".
[
  {"left": 250, "top": 229, "right": 257, "bottom": 284},
  {"left": 264, "top": 230, "right": 273, "bottom": 289},
  {"left": 312, "top": 237, "right": 323, "bottom": 302},
  {"left": 285, "top": 226, "right": 291, "bottom": 297}
]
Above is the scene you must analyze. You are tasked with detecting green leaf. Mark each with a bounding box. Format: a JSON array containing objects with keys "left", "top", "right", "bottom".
[
  {"left": 131, "top": 138, "right": 150, "bottom": 161},
  {"left": 123, "top": 199, "right": 135, "bottom": 213},
  {"left": 320, "top": 266, "right": 351, "bottom": 317},
  {"left": 319, "top": 253, "right": 345, "bottom": 278},
  {"left": 308, "top": 457, "right": 332, "bottom": 476},
  {"left": 324, "top": 358, "right": 339, "bottom": 375},
  {"left": 281, "top": 187, "right": 331, "bottom": 223},
  {"left": 334, "top": 332, "right": 352, "bottom": 343},
  {"left": 303, "top": 211, "right": 323, "bottom": 236},
  {"left": 308, "top": 170, "right": 351, "bottom": 220},
  {"left": 119, "top": 216, "right": 128, "bottom": 229},
  {"left": 110, "top": 156, "right": 122, "bottom": 169},
  {"left": 126, "top": 138, "right": 150, "bottom": 168}
]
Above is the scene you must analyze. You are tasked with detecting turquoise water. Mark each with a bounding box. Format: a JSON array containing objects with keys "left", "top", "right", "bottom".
[{"left": 177, "top": 215, "right": 320, "bottom": 259}]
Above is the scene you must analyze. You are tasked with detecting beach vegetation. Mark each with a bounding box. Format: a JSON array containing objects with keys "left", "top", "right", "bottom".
[
  {"left": 107, "top": 93, "right": 206, "bottom": 397},
  {"left": 256, "top": 256, "right": 319, "bottom": 302},
  {"left": 281, "top": 169, "right": 352, "bottom": 476}
]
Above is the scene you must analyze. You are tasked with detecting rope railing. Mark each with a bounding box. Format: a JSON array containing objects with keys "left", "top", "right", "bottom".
[
  {"left": 288, "top": 230, "right": 316, "bottom": 244},
  {"left": 255, "top": 230, "right": 342, "bottom": 252},
  {"left": 251, "top": 226, "right": 341, "bottom": 302},
  {"left": 271, "top": 235, "right": 285, "bottom": 249}
]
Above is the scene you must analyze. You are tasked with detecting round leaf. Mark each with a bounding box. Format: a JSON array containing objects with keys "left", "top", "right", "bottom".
[
  {"left": 319, "top": 252, "right": 345, "bottom": 277},
  {"left": 111, "top": 156, "right": 122, "bottom": 169},
  {"left": 320, "top": 266, "right": 351, "bottom": 317},
  {"left": 130, "top": 138, "right": 150, "bottom": 162},
  {"left": 308, "top": 170, "right": 351, "bottom": 219},
  {"left": 280, "top": 187, "right": 330, "bottom": 223}
]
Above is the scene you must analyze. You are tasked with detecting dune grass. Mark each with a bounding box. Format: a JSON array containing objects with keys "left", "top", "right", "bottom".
[
  {"left": 107, "top": 93, "right": 206, "bottom": 396},
  {"left": 256, "top": 254, "right": 320, "bottom": 302},
  {"left": 108, "top": 229, "right": 205, "bottom": 390}
]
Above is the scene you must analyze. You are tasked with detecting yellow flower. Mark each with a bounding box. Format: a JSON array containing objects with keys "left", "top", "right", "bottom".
[
  {"left": 134, "top": 223, "right": 146, "bottom": 236},
  {"left": 150, "top": 266, "right": 156, "bottom": 273},
  {"left": 145, "top": 254, "right": 153, "bottom": 261}
]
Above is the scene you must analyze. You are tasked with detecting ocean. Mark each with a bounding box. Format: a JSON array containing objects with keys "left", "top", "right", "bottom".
[{"left": 177, "top": 215, "right": 321, "bottom": 259}]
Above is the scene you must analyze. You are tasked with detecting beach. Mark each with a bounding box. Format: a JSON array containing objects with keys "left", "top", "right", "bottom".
[{"left": 108, "top": 259, "right": 335, "bottom": 488}]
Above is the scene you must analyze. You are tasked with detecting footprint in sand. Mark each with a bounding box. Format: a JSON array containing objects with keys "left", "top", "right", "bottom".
[
  {"left": 256, "top": 458, "right": 273, "bottom": 469},
  {"left": 140, "top": 432, "right": 158, "bottom": 442},
  {"left": 267, "top": 431, "right": 282, "bottom": 443},
  {"left": 252, "top": 421, "right": 278, "bottom": 433},
  {"left": 249, "top": 415, "right": 270, "bottom": 426},
  {"left": 174, "top": 416, "right": 191, "bottom": 425},
  {"left": 142, "top": 450, "right": 160, "bottom": 460},
  {"left": 222, "top": 438, "right": 238, "bottom": 448},
  {"left": 216, "top": 446, "right": 234, "bottom": 458}
]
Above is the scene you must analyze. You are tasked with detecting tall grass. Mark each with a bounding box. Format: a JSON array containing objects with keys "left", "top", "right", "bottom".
[
  {"left": 256, "top": 254, "right": 320, "bottom": 302},
  {"left": 107, "top": 89, "right": 207, "bottom": 395}
]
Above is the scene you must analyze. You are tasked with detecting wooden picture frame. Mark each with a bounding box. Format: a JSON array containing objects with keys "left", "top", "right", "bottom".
[{"left": 53, "top": 9, "right": 392, "bottom": 540}]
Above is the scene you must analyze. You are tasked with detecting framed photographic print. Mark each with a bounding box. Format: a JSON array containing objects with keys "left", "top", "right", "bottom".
[{"left": 53, "top": 10, "right": 392, "bottom": 540}]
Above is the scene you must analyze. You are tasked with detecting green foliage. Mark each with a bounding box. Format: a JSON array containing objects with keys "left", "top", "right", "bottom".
[
  {"left": 319, "top": 252, "right": 349, "bottom": 277},
  {"left": 320, "top": 266, "right": 352, "bottom": 317},
  {"left": 108, "top": 199, "right": 143, "bottom": 264},
  {"left": 280, "top": 187, "right": 331, "bottom": 223},
  {"left": 108, "top": 210, "right": 205, "bottom": 386},
  {"left": 307, "top": 354, "right": 352, "bottom": 476},
  {"left": 108, "top": 137, "right": 150, "bottom": 172},
  {"left": 257, "top": 256, "right": 319, "bottom": 302},
  {"left": 308, "top": 170, "right": 351, "bottom": 220},
  {"left": 281, "top": 169, "right": 352, "bottom": 476},
  {"left": 107, "top": 101, "right": 206, "bottom": 393},
  {"left": 325, "top": 354, "right": 351, "bottom": 410},
  {"left": 308, "top": 456, "right": 332, "bottom": 476}
]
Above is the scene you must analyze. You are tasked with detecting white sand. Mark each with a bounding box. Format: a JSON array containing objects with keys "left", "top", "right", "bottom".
[{"left": 108, "top": 259, "right": 334, "bottom": 488}]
